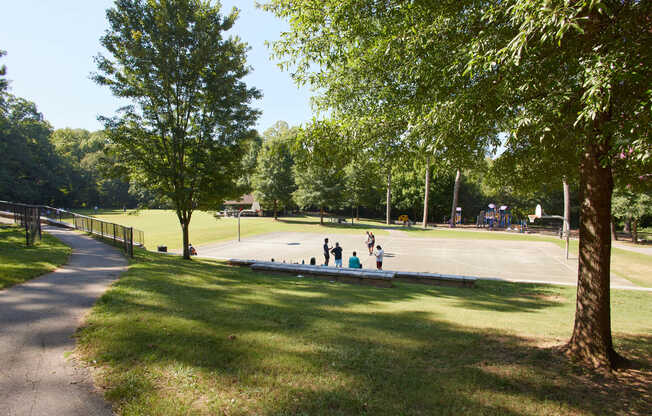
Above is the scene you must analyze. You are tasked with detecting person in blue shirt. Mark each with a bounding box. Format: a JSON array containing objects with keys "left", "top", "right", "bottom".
[{"left": 348, "top": 251, "right": 362, "bottom": 269}]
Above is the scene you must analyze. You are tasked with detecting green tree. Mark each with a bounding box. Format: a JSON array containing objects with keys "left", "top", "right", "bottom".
[
  {"left": 94, "top": 0, "right": 261, "bottom": 259},
  {"left": 292, "top": 120, "right": 347, "bottom": 225},
  {"left": 0, "top": 95, "right": 66, "bottom": 205},
  {"left": 344, "top": 156, "right": 382, "bottom": 221},
  {"left": 0, "top": 49, "right": 8, "bottom": 110},
  {"left": 238, "top": 133, "right": 262, "bottom": 192},
  {"left": 264, "top": 0, "right": 651, "bottom": 368},
  {"left": 612, "top": 189, "right": 651, "bottom": 244},
  {"left": 468, "top": 0, "right": 651, "bottom": 368},
  {"left": 252, "top": 122, "right": 297, "bottom": 219}
]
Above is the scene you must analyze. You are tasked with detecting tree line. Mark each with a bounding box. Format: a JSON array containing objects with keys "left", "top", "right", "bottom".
[{"left": 250, "top": 121, "right": 585, "bottom": 228}]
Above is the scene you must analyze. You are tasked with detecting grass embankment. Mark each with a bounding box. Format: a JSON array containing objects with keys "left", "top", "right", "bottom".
[
  {"left": 77, "top": 250, "right": 652, "bottom": 416},
  {"left": 0, "top": 224, "right": 71, "bottom": 290},
  {"left": 80, "top": 210, "right": 390, "bottom": 250}
]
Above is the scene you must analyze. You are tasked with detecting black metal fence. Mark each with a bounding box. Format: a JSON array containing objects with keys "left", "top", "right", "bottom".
[
  {"left": 0, "top": 201, "right": 42, "bottom": 246},
  {"left": 69, "top": 213, "right": 142, "bottom": 257},
  {"left": 0, "top": 201, "right": 144, "bottom": 257}
]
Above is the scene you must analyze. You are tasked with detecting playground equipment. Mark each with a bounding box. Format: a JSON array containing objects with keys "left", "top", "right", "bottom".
[
  {"left": 398, "top": 214, "right": 411, "bottom": 227},
  {"left": 498, "top": 205, "right": 512, "bottom": 228},
  {"left": 486, "top": 203, "right": 496, "bottom": 228},
  {"left": 529, "top": 204, "right": 570, "bottom": 260}
]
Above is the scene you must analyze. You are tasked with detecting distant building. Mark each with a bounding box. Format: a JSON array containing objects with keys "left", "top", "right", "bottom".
[{"left": 223, "top": 194, "right": 260, "bottom": 213}]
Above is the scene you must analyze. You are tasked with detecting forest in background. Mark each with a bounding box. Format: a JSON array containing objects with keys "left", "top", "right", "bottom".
[{"left": 1, "top": 92, "right": 645, "bottom": 230}]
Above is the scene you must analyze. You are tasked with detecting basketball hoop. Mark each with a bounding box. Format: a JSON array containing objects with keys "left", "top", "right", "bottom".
[{"left": 528, "top": 214, "right": 538, "bottom": 223}]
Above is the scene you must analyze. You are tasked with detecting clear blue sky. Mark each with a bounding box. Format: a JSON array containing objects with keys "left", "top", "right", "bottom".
[{"left": 0, "top": 0, "right": 313, "bottom": 133}]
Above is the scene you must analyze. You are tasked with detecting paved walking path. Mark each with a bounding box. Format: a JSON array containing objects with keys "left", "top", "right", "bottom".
[{"left": 0, "top": 226, "right": 127, "bottom": 416}]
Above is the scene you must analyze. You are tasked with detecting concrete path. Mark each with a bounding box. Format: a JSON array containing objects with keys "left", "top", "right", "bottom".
[
  {"left": 612, "top": 241, "right": 652, "bottom": 256},
  {"left": 0, "top": 226, "right": 127, "bottom": 416}
]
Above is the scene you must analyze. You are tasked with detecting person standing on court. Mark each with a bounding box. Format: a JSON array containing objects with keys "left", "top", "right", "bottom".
[
  {"left": 331, "top": 242, "right": 343, "bottom": 267},
  {"left": 374, "top": 245, "right": 384, "bottom": 270},
  {"left": 366, "top": 231, "right": 375, "bottom": 255},
  {"left": 323, "top": 238, "right": 332, "bottom": 266}
]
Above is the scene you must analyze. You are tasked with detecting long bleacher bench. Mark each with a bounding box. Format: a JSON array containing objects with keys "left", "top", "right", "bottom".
[{"left": 227, "top": 259, "right": 476, "bottom": 289}]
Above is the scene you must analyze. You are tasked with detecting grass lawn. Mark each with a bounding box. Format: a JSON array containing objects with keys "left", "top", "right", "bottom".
[
  {"left": 76, "top": 250, "right": 652, "bottom": 416},
  {"left": 0, "top": 224, "right": 71, "bottom": 290},
  {"left": 77, "top": 210, "right": 391, "bottom": 250}
]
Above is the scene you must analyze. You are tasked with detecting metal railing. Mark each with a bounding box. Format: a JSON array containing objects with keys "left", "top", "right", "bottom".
[
  {"left": 0, "top": 201, "right": 144, "bottom": 257},
  {"left": 0, "top": 201, "right": 42, "bottom": 246}
]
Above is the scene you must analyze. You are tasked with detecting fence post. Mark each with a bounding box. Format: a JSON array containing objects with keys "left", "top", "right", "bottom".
[
  {"left": 37, "top": 208, "right": 41, "bottom": 240},
  {"left": 130, "top": 227, "right": 134, "bottom": 257},
  {"left": 24, "top": 207, "right": 28, "bottom": 247}
]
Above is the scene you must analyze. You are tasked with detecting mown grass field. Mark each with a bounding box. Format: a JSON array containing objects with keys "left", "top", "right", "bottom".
[
  {"left": 0, "top": 224, "right": 71, "bottom": 290},
  {"left": 79, "top": 210, "right": 391, "bottom": 250},
  {"left": 77, "top": 250, "right": 652, "bottom": 416}
]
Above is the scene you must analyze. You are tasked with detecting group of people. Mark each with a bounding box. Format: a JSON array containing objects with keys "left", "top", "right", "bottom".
[{"left": 322, "top": 231, "right": 384, "bottom": 270}]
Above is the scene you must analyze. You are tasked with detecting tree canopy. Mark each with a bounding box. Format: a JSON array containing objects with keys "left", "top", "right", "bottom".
[
  {"left": 94, "top": 0, "right": 261, "bottom": 258},
  {"left": 252, "top": 122, "right": 297, "bottom": 219}
]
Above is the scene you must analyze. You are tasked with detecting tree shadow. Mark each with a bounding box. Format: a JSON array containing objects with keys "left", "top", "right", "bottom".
[{"left": 76, "top": 253, "right": 652, "bottom": 415}]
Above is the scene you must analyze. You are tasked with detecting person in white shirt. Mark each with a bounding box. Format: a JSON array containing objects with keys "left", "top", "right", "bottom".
[{"left": 374, "top": 245, "right": 384, "bottom": 270}]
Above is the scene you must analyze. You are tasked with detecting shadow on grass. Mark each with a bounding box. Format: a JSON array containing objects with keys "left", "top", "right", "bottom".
[{"left": 76, "top": 251, "right": 652, "bottom": 415}]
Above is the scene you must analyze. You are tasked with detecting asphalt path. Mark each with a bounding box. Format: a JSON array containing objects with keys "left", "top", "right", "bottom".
[{"left": 0, "top": 225, "right": 127, "bottom": 416}]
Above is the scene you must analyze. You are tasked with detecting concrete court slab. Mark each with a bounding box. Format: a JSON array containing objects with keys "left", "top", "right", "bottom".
[
  {"left": 196, "top": 231, "right": 639, "bottom": 289},
  {"left": 0, "top": 226, "right": 127, "bottom": 416}
]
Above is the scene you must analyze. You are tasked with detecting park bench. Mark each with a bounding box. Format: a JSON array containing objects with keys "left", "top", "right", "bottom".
[{"left": 228, "top": 259, "right": 476, "bottom": 289}]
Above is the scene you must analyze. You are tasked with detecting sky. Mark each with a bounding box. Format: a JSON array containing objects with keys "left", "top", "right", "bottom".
[{"left": 0, "top": 0, "right": 313, "bottom": 133}]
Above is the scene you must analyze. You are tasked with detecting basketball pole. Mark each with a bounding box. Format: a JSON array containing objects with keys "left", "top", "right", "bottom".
[
  {"left": 531, "top": 204, "right": 570, "bottom": 260},
  {"left": 237, "top": 208, "right": 256, "bottom": 242}
]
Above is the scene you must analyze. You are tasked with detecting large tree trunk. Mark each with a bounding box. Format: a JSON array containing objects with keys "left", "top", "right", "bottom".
[
  {"left": 450, "top": 169, "right": 461, "bottom": 228},
  {"left": 623, "top": 218, "right": 630, "bottom": 233},
  {"left": 273, "top": 200, "right": 278, "bottom": 220},
  {"left": 423, "top": 155, "right": 430, "bottom": 229},
  {"left": 563, "top": 177, "right": 570, "bottom": 235},
  {"left": 567, "top": 139, "right": 621, "bottom": 369},
  {"left": 632, "top": 220, "right": 638, "bottom": 244},
  {"left": 386, "top": 169, "right": 392, "bottom": 225},
  {"left": 610, "top": 215, "right": 618, "bottom": 241},
  {"left": 356, "top": 205, "right": 359, "bottom": 221}
]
